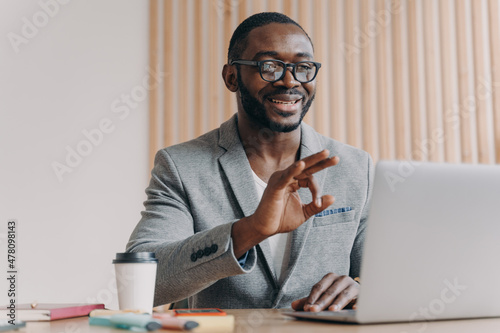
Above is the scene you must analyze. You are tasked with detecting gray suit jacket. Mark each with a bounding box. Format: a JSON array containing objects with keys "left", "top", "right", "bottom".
[{"left": 127, "top": 114, "right": 373, "bottom": 309}]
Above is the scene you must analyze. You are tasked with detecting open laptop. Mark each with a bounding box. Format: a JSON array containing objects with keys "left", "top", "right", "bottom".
[{"left": 284, "top": 160, "right": 500, "bottom": 324}]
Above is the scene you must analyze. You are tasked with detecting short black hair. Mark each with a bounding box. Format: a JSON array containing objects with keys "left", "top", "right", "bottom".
[{"left": 227, "top": 12, "right": 313, "bottom": 62}]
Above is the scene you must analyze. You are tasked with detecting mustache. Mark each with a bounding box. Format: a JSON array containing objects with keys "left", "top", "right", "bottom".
[{"left": 263, "top": 88, "right": 305, "bottom": 100}]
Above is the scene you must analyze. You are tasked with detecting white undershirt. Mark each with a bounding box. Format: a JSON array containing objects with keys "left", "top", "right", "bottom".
[{"left": 251, "top": 169, "right": 291, "bottom": 283}]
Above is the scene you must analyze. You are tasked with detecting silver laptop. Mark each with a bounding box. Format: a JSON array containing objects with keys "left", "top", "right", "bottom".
[{"left": 285, "top": 160, "right": 500, "bottom": 324}]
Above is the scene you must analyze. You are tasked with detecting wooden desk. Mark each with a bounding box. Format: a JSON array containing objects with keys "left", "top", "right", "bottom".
[{"left": 23, "top": 309, "right": 500, "bottom": 333}]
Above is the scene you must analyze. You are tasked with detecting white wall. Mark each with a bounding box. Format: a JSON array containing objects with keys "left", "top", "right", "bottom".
[{"left": 0, "top": 0, "right": 149, "bottom": 309}]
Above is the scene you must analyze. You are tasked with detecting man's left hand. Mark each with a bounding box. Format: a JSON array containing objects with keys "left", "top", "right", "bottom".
[{"left": 291, "top": 273, "right": 359, "bottom": 312}]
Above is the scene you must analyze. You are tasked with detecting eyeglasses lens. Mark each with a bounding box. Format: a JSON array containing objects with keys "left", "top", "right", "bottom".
[
  {"left": 260, "top": 61, "right": 316, "bottom": 83},
  {"left": 261, "top": 61, "right": 284, "bottom": 82},
  {"left": 295, "top": 63, "right": 315, "bottom": 82}
]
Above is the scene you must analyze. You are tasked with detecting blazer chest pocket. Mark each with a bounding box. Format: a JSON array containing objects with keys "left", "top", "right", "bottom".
[{"left": 313, "top": 209, "right": 356, "bottom": 227}]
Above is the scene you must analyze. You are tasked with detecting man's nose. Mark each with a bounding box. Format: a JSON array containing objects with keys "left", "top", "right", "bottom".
[{"left": 274, "top": 68, "right": 300, "bottom": 89}]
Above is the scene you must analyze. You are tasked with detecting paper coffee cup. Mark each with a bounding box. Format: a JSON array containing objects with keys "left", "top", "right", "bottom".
[{"left": 113, "top": 252, "right": 158, "bottom": 313}]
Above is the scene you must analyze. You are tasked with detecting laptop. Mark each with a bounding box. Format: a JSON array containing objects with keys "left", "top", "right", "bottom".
[{"left": 284, "top": 160, "right": 500, "bottom": 324}]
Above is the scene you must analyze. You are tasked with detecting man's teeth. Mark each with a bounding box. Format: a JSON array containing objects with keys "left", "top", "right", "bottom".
[{"left": 270, "top": 98, "right": 299, "bottom": 105}]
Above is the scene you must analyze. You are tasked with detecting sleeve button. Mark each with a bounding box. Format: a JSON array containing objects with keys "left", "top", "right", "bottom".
[
  {"left": 211, "top": 244, "right": 218, "bottom": 253},
  {"left": 204, "top": 247, "right": 212, "bottom": 256},
  {"left": 190, "top": 253, "right": 197, "bottom": 262},
  {"left": 196, "top": 249, "right": 204, "bottom": 259}
]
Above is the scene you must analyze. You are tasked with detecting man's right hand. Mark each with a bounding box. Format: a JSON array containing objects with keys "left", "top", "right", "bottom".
[{"left": 231, "top": 149, "right": 339, "bottom": 258}]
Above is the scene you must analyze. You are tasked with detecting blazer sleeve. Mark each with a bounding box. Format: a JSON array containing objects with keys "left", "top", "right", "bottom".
[
  {"left": 126, "top": 149, "right": 257, "bottom": 306},
  {"left": 349, "top": 153, "right": 374, "bottom": 279}
]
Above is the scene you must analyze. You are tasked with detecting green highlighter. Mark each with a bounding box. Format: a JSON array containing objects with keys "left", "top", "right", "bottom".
[
  {"left": 0, "top": 320, "right": 26, "bottom": 332},
  {"left": 89, "top": 313, "right": 162, "bottom": 331}
]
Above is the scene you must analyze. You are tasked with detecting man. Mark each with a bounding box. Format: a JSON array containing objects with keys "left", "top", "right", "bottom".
[{"left": 127, "top": 12, "right": 373, "bottom": 312}]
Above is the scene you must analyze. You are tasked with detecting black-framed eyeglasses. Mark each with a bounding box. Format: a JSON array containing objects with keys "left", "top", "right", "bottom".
[{"left": 230, "top": 59, "right": 322, "bottom": 83}]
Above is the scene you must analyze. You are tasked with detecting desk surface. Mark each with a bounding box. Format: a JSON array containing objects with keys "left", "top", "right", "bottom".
[{"left": 22, "top": 309, "right": 500, "bottom": 333}]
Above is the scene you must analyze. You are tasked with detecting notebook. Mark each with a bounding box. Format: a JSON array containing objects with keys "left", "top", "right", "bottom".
[{"left": 0, "top": 303, "right": 105, "bottom": 321}]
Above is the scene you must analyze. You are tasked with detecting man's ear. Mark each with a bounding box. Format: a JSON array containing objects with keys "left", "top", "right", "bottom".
[{"left": 222, "top": 64, "right": 238, "bottom": 92}]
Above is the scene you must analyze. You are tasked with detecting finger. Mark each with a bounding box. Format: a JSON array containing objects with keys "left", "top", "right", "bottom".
[
  {"left": 298, "top": 149, "right": 330, "bottom": 170},
  {"left": 291, "top": 297, "right": 308, "bottom": 311},
  {"left": 303, "top": 194, "right": 335, "bottom": 219},
  {"left": 295, "top": 156, "right": 340, "bottom": 180},
  {"left": 308, "top": 276, "right": 349, "bottom": 312},
  {"left": 345, "top": 298, "right": 358, "bottom": 310},
  {"left": 273, "top": 152, "right": 335, "bottom": 188},
  {"left": 273, "top": 161, "right": 305, "bottom": 189},
  {"left": 303, "top": 273, "right": 338, "bottom": 311},
  {"left": 327, "top": 285, "right": 358, "bottom": 312},
  {"left": 297, "top": 175, "right": 321, "bottom": 207},
  {"left": 312, "top": 277, "right": 356, "bottom": 312}
]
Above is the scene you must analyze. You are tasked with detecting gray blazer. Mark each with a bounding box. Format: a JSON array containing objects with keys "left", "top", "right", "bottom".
[{"left": 126, "top": 114, "right": 373, "bottom": 309}]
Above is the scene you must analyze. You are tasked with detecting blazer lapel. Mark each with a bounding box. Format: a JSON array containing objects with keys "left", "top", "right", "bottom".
[
  {"left": 217, "top": 114, "right": 278, "bottom": 286},
  {"left": 217, "top": 115, "right": 259, "bottom": 218}
]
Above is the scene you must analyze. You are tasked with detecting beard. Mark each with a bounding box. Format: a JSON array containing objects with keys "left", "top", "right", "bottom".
[{"left": 237, "top": 71, "right": 315, "bottom": 133}]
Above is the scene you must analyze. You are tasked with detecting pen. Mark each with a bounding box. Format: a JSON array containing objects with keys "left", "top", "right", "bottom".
[
  {"left": 89, "top": 313, "right": 162, "bottom": 331},
  {"left": 153, "top": 313, "right": 199, "bottom": 331}
]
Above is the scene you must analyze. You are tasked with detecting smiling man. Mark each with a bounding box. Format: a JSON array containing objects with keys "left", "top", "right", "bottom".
[{"left": 127, "top": 12, "right": 373, "bottom": 312}]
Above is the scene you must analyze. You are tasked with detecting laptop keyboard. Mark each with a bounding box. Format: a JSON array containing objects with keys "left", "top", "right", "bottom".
[{"left": 308, "top": 309, "right": 357, "bottom": 316}]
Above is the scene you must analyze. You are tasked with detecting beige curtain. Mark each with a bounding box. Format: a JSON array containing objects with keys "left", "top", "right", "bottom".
[{"left": 148, "top": 0, "right": 500, "bottom": 169}]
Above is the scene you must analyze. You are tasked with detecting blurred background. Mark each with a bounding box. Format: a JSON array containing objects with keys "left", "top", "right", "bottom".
[
  {"left": 153, "top": 0, "right": 499, "bottom": 165},
  {"left": 1, "top": 0, "right": 499, "bottom": 309}
]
